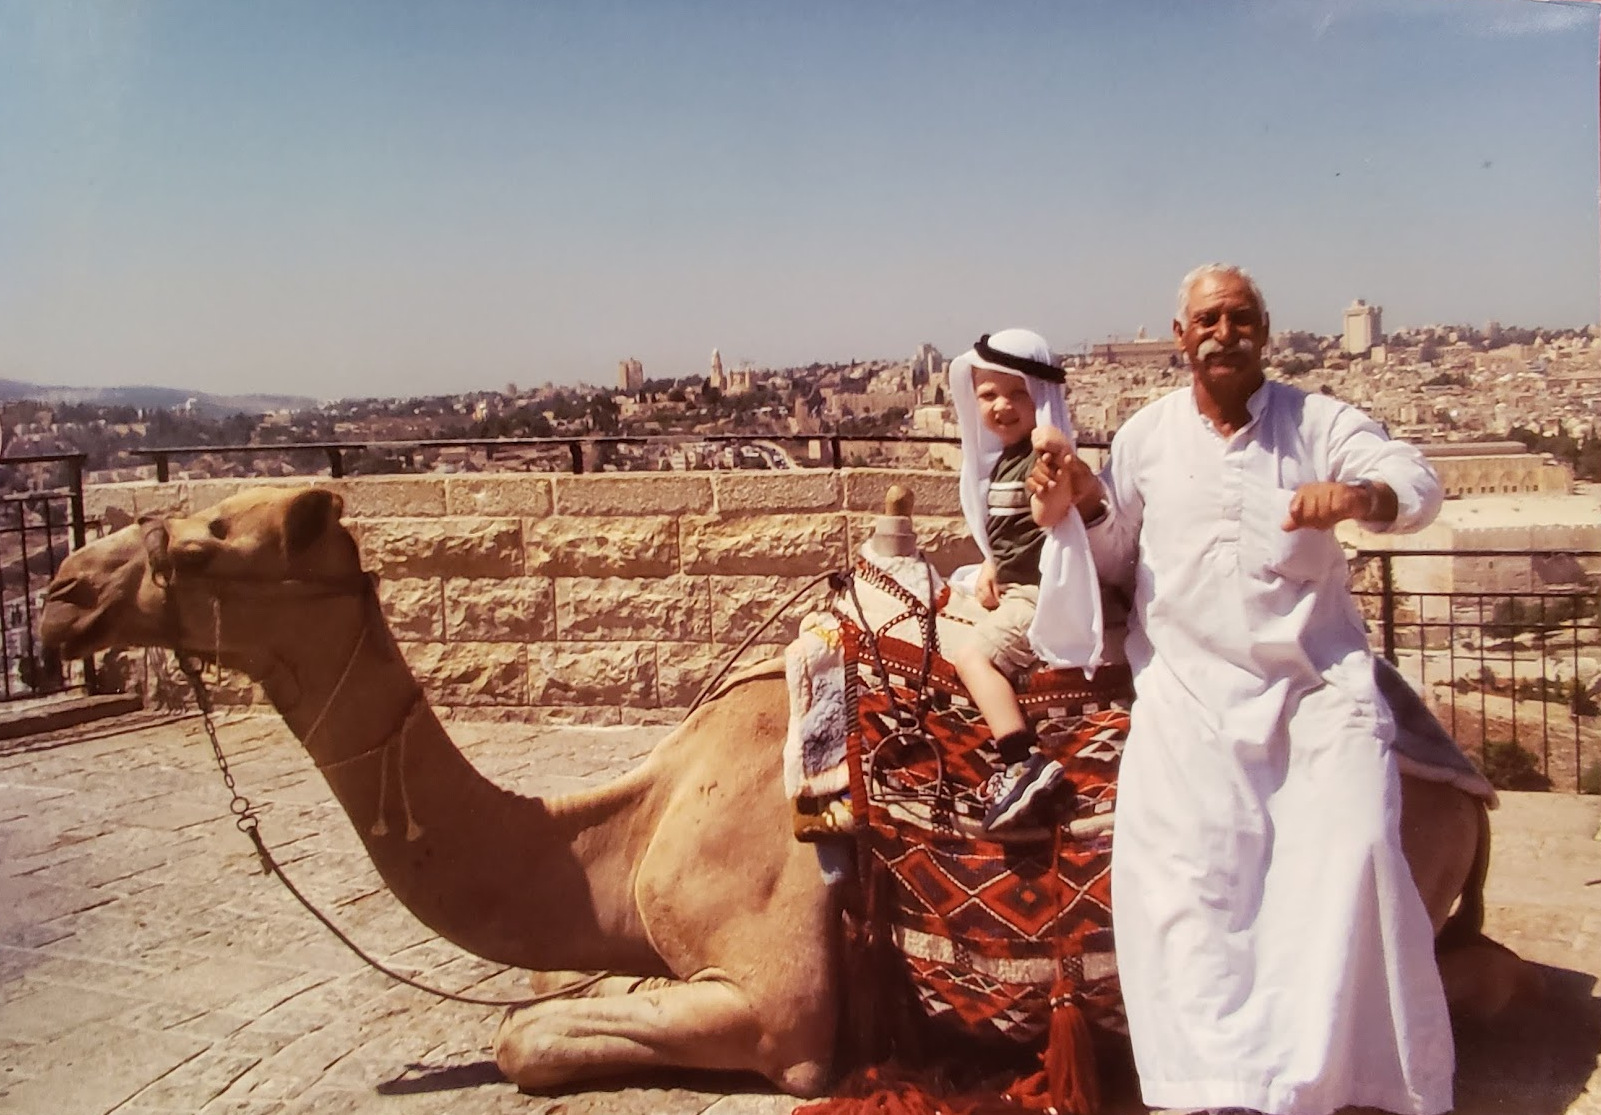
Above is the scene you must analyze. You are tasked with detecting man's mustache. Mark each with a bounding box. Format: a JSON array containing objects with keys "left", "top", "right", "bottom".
[{"left": 1197, "top": 337, "right": 1258, "bottom": 361}]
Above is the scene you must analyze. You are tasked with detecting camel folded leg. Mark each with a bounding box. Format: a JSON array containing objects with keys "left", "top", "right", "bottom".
[
  {"left": 493, "top": 974, "right": 830, "bottom": 1097},
  {"left": 524, "top": 969, "right": 676, "bottom": 999}
]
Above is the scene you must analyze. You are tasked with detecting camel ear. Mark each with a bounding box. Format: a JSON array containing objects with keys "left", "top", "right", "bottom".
[{"left": 283, "top": 488, "right": 344, "bottom": 553}]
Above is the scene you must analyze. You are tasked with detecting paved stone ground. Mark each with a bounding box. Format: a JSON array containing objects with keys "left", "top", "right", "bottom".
[{"left": 0, "top": 711, "right": 1597, "bottom": 1115}]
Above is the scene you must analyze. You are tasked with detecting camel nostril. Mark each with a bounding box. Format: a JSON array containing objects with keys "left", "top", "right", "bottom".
[{"left": 46, "top": 577, "right": 96, "bottom": 607}]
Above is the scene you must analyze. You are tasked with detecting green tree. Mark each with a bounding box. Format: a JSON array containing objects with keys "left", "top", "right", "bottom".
[
  {"left": 1480, "top": 739, "right": 1551, "bottom": 792},
  {"left": 587, "top": 394, "right": 620, "bottom": 434},
  {"left": 1576, "top": 436, "right": 1601, "bottom": 482},
  {"left": 1506, "top": 425, "right": 1539, "bottom": 452}
]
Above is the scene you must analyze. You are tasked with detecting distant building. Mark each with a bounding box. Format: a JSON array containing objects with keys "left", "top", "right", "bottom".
[
  {"left": 1090, "top": 333, "right": 1179, "bottom": 365},
  {"left": 1475, "top": 345, "right": 1528, "bottom": 375},
  {"left": 1343, "top": 300, "right": 1383, "bottom": 355},
  {"left": 709, "top": 349, "right": 725, "bottom": 392},
  {"left": 911, "top": 343, "right": 943, "bottom": 387},
  {"left": 1423, "top": 442, "right": 1571, "bottom": 498},
  {"left": 617, "top": 358, "right": 644, "bottom": 393}
]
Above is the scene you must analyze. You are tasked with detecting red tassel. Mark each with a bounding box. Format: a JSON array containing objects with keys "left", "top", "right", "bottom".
[
  {"left": 1007, "top": 978, "right": 1100, "bottom": 1115},
  {"left": 794, "top": 1065, "right": 980, "bottom": 1115},
  {"left": 1044, "top": 993, "right": 1098, "bottom": 1115}
]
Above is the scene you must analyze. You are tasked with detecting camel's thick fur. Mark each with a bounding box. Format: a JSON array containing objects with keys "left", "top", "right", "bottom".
[{"left": 40, "top": 487, "right": 1533, "bottom": 1097}]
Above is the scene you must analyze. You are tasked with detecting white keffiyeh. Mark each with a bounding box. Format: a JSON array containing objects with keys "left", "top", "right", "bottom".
[{"left": 949, "top": 328, "right": 1104, "bottom": 670}]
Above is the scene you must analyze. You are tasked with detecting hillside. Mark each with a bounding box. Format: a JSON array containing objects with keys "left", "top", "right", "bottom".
[{"left": 0, "top": 379, "right": 317, "bottom": 416}]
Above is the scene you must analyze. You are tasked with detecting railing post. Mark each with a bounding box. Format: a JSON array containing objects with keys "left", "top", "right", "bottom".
[
  {"left": 15, "top": 497, "right": 31, "bottom": 700},
  {"left": 829, "top": 435, "right": 842, "bottom": 470},
  {"left": 63, "top": 456, "right": 97, "bottom": 694},
  {"left": 1379, "top": 553, "right": 1397, "bottom": 664},
  {"left": 154, "top": 452, "right": 170, "bottom": 483},
  {"left": 325, "top": 447, "right": 345, "bottom": 478},
  {"left": 568, "top": 440, "right": 584, "bottom": 474},
  {"left": 66, "top": 456, "right": 87, "bottom": 550}
]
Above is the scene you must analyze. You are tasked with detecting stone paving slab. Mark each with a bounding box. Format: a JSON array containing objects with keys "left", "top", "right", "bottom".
[{"left": 0, "top": 711, "right": 1596, "bottom": 1114}]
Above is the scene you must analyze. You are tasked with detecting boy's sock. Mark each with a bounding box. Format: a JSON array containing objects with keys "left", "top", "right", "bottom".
[{"left": 993, "top": 727, "right": 1037, "bottom": 767}]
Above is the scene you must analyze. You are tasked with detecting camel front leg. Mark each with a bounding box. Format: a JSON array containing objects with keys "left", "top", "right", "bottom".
[
  {"left": 493, "top": 974, "right": 828, "bottom": 1097},
  {"left": 524, "top": 969, "right": 677, "bottom": 998}
]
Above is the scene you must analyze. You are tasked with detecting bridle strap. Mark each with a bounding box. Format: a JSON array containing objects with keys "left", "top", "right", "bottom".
[
  {"left": 136, "top": 513, "right": 374, "bottom": 601},
  {"left": 140, "top": 513, "right": 607, "bottom": 1009},
  {"left": 140, "top": 516, "right": 176, "bottom": 588}
]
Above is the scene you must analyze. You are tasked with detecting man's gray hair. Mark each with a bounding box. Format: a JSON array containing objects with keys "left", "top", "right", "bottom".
[{"left": 1175, "top": 263, "right": 1268, "bottom": 323}]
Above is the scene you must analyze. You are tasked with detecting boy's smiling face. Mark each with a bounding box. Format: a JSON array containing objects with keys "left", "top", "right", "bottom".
[{"left": 972, "top": 367, "right": 1036, "bottom": 447}]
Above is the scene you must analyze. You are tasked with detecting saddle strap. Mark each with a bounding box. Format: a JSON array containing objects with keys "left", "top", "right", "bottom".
[{"left": 852, "top": 558, "right": 940, "bottom": 618}]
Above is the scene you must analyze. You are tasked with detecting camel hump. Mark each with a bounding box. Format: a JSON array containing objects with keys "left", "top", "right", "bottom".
[{"left": 699, "top": 657, "right": 787, "bottom": 704}]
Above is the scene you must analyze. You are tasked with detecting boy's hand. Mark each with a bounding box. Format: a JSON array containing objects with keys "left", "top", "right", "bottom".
[
  {"left": 1026, "top": 452, "right": 1057, "bottom": 498},
  {"left": 1031, "top": 424, "right": 1074, "bottom": 458},
  {"left": 1028, "top": 446, "right": 1102, "bottom": 529},
  {"left": 975, "top": 560, "right": 1001, "bottom": 609}
]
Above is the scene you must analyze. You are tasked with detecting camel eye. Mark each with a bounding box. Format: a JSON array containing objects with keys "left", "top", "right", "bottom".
[{"left": 208, "top": 519, "right": 228, "bottom": 540}]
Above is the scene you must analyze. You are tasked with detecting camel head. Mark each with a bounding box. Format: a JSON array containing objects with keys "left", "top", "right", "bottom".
[{"left": 42, "top": 486, "right": 364, "bottom": 664}]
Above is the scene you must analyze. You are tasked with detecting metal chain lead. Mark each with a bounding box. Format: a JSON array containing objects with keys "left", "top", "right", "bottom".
[
  {"left": 170, "top": 643, "right": 609, "bottom": 1008},
  {"left": 173, "top": 648, "right": 272, "bottom": 873}
]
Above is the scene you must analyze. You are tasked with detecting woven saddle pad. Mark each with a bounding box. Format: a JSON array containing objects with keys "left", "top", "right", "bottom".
[{"left": 841, "top": 617, "right": 1133, "bottom": 1046}]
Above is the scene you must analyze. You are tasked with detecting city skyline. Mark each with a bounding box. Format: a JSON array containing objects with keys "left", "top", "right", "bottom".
[{"left": 3, "top": 0, "right": 1599, "bottom": 398}]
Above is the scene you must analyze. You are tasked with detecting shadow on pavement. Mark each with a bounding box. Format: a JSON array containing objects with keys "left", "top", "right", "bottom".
[
  {"left": 1452, "top": 962, "right": 1601, "bottom": 1115},
  {"left": 376, "top": 1060, "right": 506, "bottom": 1095},
  {"left": 364, "top": 977, "right": 1596, "bottom": 1114},
  {"left": 376, "top": 1059, "right": 781, "bottom": 1102}
]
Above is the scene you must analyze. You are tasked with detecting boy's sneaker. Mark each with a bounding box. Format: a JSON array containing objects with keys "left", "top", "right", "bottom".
[{"left": 981, "top": 752, "right": 1067, "bottom": 831}]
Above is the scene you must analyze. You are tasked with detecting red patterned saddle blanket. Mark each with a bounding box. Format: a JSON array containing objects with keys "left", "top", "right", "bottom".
[{"left": 841, "top": 616, "right": 1133, "bottom": 1048}]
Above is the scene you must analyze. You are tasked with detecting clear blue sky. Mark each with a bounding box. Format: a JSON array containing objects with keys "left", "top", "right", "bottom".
[{"left": 2, "top": 0, "right": 1597, "bottom": 399}]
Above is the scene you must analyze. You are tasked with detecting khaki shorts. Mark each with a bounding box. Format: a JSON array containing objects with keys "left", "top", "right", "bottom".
[{"left": 940, "top": 582, "right": 1040, "bottom": 679}]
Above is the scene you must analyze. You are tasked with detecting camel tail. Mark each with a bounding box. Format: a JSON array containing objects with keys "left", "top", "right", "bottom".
[
  {"left": 1434, "top": 800, "right": 1491, "bottom": 954},
  {"left": 1432, "top": 800, "right": 1544, "bottom": 1020}
]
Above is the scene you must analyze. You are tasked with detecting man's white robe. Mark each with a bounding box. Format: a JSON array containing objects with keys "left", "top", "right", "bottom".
[{"left": 1089, "top": 380, "right": 1453, "bottom": 1115}]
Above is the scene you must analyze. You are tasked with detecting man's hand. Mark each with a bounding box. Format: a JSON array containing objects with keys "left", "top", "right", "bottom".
[
  {"left": 1283, "top": 481, "right": 1383, "bottom": 531},
  {"left": 974, "top": 560, "right": 1001, "bottom": 609},
  {"left": 1031, "top": 424, "right": 1074, "bottom": 459},
  {"left": 1028, "top": 432, "right": 1103, "bottom": 529}
]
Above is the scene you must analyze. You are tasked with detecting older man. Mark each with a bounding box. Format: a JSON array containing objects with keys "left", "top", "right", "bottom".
[{"left": 1034, "top": 264, "right": 1452, "bottom": 1115}]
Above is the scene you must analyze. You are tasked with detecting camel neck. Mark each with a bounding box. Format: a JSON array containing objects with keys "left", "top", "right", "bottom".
[{"left": 252, "top": 593, "right": 664, "bottom": 974}]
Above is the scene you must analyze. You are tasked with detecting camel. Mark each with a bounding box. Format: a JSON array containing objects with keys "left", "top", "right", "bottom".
[{"left": 39, "top": 486, "right": 1534, "bottom": 1098}]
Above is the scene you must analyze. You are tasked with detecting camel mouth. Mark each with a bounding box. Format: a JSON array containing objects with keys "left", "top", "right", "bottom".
[
  {"left": 40, "top": 575, "right": 117, "bottom": 660},
  {"left": 45, "top": 575, "right": 96, "bottom": 608},
  {"left": 41, "top": 599, "right": 98, "bottom": 659}
]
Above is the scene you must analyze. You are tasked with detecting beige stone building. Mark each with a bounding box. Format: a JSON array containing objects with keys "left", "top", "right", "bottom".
[
  {"left": 1343, "top": 299, "right": 1382, "bottom": 355},
  {"left": 1423, "top": 442, "right": 1572, "bottom": 498},
  {"left": 1340, "top": 482, "right": 1599, "bottom": 598}
]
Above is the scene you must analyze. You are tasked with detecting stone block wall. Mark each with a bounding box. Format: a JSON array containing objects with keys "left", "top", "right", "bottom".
[{"left": 83, "top": 470, "right": 981, "bottom": 724}]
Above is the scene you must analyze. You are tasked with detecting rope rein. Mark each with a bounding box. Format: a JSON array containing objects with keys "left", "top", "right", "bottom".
[
  {"left": 141, "top": 520, "right": 616, "bottom": 1009},
  {"left": 141, "top": 513, "right": 850, "bottom": 1009},
  {"left": 173, "top": 614, "right": 608, "bottom": 1007},
  {"left": 686, "top": 568, "right": 848, "bottom": 715}
]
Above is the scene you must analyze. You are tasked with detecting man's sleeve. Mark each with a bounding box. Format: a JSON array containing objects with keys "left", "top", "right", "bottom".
[
  {"left": 1327, "top": 405, "right": 1443, "bottom": 534},
  {"left": 1087, "top": 433, "right": 1143, "bottom": 592}
]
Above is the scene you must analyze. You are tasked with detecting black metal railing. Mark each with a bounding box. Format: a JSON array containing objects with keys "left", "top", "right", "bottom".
[
  {"left": 0, "top": 453, "right": 96, "bottom": 703},
  {"left": 128, "top": 432, "right": 1114, "bottom": 480},
  {"left": 8, "top": 443, "right": 1595, "bottom": 794},
  {"left": 1352, "top": 549, "right": 1601, "bottom": 794}
]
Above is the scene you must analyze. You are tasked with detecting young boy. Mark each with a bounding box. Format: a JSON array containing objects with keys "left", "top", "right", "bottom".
[{"left": 945, "top": 329, "right": 1103, "bottom": 831}]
